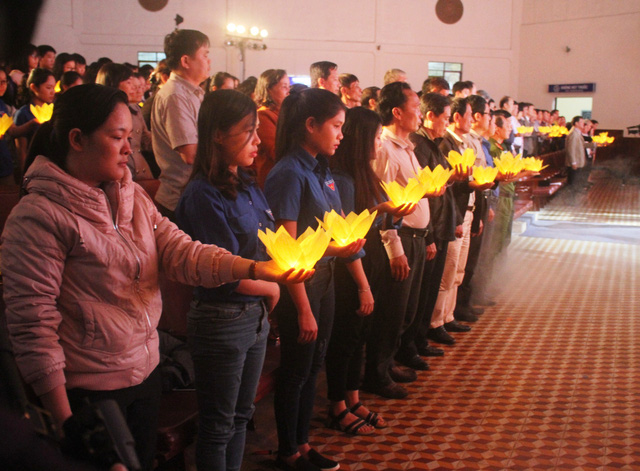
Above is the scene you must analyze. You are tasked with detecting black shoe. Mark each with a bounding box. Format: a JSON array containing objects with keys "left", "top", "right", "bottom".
[
  {"left": 397, "top": 354, "right": 429, "bottom": 371},
  {"left": 445, "top": 320, "right": 471, "bottom": 332},
  {"left": 454, "top": 309, "right": 478, "bottom": 322},
  {"left": 389, "top": 365, "right": 417, "bottom": 383},
  {"left": 275, "top": 455, "right": 322, "bottom": 471},
  {"left": 427, "top": 326, "right": 455, "bottom": 345},
  {"left": 418, "top": 344, "right": 445, "bottom": 357},
  {"left": 306, "top": 449, "right": 340, "bottom": 471},
  {"left": 361, "top": 381, "right": 408, "bottom": 399},
  {"left": 470, "top": 306, "right": 484, "bottom": 315}
]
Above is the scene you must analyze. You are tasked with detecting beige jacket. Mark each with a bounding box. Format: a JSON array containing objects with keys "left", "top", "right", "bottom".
[{"left": 1, "top": 156, "right": 239, "bottom": 395}]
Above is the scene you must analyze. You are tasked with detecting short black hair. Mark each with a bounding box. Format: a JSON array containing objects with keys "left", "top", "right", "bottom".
[
  {"left": 466, "top": 94, "right": 487, "bottom": 116},
  {"left": 571, "top": 115, "right": 583, "bottom": 125},
  {"left": 499, "top": 96, "right": 512, "bottom": 109},
  {"left": 361, "top": 86, "right": 380, "bottom": 108},
  {"left": 420, "top": 92, "right": 451, "bottom": 118},
  {"left": 422, "top": 76, "right": 450, "bottom": 95},
  {"left": 450, "top": 97, "right": 469, "bottom": 124},
  {"left": 212, "top": 71, "right": 234, "bottom": 89},
  {"left": 310, "top": 61, "right": 337, "bottom": 88},
  {"left": 37, "top": 44, "right": 56, "bottom": 56},
  {"left": 378, "top": 81, "right": 412, "bottom": 126},
  {"left": 164, "top": 29, "right": 209, "bottom": 71},
  {"left": 71, "top": 53, "right": 86, "bottom": 65},
  {"left": 452, "top": 81, "right": 470, "bottom": 95}
]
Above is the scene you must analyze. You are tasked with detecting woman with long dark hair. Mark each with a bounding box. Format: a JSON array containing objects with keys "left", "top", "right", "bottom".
[
  {"left": 265, "top": 88, "right": 368, "bottom": 471},
  {"left": 175, "top": 89, "right": 290, "bottom": 471},
  {"left": 2, "top": 83, "right": 309, "bottom": 471},
  {"left": 325, "top": 107, "right": 414, "bottom": 434}
]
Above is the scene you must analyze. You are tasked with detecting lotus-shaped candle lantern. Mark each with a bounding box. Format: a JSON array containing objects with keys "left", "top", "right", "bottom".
[
  {"left": 30, "top": 103, "right": 54, "bottom": 124},
  {"left": 258, "top": 225, "right": 331, "bottom": 271},
  {"left": 517, "top": 126, "right": 533, "bottom": 134},
  {"left": 472, "top": 166, "right": 499, "bottom": 185},
  {"left": 417, "top": 164, "right": 453, "bottom": 193},
  {"left": 538, "top": 126, "right": 551, "bottom": 135},
  {"left": 446, "top": 148, "right": 476, "bottom": 175},
  {"left": 522, "top": 157, "right": 548, "bottom": 172},
  {"left": 317, "top": 209, "right": 377, "bottom": 247},
  {"left": 548, "top": 125, "right": 569, "bottom": 137},
  {"left": 0, "top": 114, "right": 13, "bottom": 138},
  {"left": 592, "top": 132, "right": 614, "bottom": 145},
  {"left": 493, "top": 152, "right": 525, "bottom": 178},
  {"left": 381, "top": 177, "right": 427, "bottom": 209}
]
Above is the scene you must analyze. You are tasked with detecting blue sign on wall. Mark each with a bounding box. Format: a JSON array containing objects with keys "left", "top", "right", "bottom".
[{"left": 548, "top": 83, "right": 596, "bottom": 93}]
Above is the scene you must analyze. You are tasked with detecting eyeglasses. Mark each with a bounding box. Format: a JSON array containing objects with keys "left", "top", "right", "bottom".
[{"left": 0, "top": 80, "right": 7, "bottom": 85}]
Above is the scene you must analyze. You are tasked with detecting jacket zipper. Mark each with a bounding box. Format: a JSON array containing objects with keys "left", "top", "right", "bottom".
[{"left": 103, "top": 191, "right": 153, "bottom": 373}]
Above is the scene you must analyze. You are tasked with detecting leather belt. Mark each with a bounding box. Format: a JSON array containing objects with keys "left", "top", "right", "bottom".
[{"left": 398, "top": 227, "right": 429, "bottom": 238}]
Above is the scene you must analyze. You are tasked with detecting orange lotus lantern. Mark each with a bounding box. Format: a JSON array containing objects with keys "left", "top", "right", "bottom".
[
  {"left": 517, "top": 126, "right": 533, "bottom": 134},
  {"left": 592, "top": 132, "right": 615, "bottom": 145},
  {"left": 317, "top": 209, "right": 377, "bottom": 247},
  {"left": 548, "top": 125, "right": 569, "bottom": 137},
  {"left": 446, "top": 148, "right": 476, "bottom": 175},
  {"left": 258, "top": 225, "right": 331, "bottom": 271},
  {"left": 0, "top": 114, "right": 13, "bottom": 138},
  {"left": 522, "top": 157, "right": 548, "bottom": 172},
  {"left": 30, "top": 103, "right": 54, "bottom": 124},
  {"left": 416, "top": 164, "right": 453, "bottom": 193},
  {"left": 493, "top": 152, "right": 525, "bottom": 178},
  {"left": 472, "top": 166, "right": 499, "bottom": 185}
]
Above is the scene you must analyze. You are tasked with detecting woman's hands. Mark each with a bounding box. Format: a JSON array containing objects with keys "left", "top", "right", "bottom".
[
  {"left": 325, "top": 239, "right": 366, "bottom": 258},
  {"left": 357, "top": 289, "right": 374, "bottom": 316},
  {"left": 255, "top": 260, "right": 314, "bottom": 284},
  {"left": 297, "top": 308, "right": 318, "bottom": 344},
  {"left": 374, "top": 201, "right": 417, "bottom": 218}
]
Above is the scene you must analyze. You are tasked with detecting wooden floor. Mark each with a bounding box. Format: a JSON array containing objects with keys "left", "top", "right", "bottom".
[{"left": 240, "top": 166, "right": 640, "bottom": 471}]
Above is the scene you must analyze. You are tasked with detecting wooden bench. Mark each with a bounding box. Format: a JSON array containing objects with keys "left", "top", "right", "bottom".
[{"left": 514, "top": 151, "right": 567, "bottom": 211}]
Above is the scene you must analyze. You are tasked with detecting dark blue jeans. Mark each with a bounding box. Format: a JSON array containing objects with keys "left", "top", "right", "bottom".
[
  {"left": 188, "top": 299, "right": 268, "bottom": 471},
  {"left": 273, "top": 261, "right": 335, "bottom": 457}
]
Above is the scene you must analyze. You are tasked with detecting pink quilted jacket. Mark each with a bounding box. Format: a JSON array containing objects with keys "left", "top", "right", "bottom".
[{"left": 1, "top": 156, "right": 239, "bottom": 396}]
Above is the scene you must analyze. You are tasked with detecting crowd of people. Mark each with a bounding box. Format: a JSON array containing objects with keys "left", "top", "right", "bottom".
[{"left": 1, "top": 29, "right": 599, "bottom": 471}]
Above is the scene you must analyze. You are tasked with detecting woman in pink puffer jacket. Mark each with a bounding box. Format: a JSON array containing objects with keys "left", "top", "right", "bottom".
[{"left": 0, "top": 84, "right": 310, "bottom": 470}]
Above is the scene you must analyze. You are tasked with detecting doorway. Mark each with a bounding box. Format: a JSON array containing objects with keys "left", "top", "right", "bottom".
[{"left": 554, "top": 96, "right": 593, "bottom": 121}]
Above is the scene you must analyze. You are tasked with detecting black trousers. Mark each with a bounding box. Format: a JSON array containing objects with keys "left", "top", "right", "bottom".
[
  {"left": 413, "top": 238, "right": 449, "bottom": 351},
  {"left": 364, "top": 231, "right": 425, "bottom": 387},
  {"left": 67, "top": 367, "right": 162, "bottom": 471}
]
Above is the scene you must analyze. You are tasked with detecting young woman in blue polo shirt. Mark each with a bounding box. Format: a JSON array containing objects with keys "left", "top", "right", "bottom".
[
  {"left": 265, "top": 88, "right": 368, "bottom": 471},
  {"left": 175, "top": 90, "right": 310, "bottom": 471}
]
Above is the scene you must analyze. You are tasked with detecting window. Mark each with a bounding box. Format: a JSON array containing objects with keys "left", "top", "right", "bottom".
[
  {"left": 138, "top": 51, "right": 166, "bottom": 68},
  {"left": 428, "top": 61, "right": 463, "bottom": 89}
]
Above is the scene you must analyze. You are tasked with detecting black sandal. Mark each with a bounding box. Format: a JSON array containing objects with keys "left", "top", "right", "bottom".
[
  {"left": 326, "top": 407, "right": 374, "bottom": 436},
  {"left": 349, "top": 401, "right": 388, "bottom": 429}
]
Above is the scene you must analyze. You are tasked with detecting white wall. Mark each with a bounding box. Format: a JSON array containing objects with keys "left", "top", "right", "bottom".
[
  {"left": 518, "top": 0, "right": 640, "bottom": 130},
  {"left": 32, "top": 0, "right": 522, "bottom": 96}
]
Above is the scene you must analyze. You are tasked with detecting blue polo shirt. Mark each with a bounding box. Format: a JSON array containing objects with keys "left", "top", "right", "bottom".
[
  {"left": 175, "top": 170, "right": 274, "bottom": 303},
  {"left": 14, "top": 103, "right": 38, "bottom": 144},
  {"left": 265, "top": 146, "right": 342, "bottom": 233}
]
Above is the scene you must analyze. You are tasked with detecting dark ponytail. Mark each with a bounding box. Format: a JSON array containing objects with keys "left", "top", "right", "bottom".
[{"left": 275, "top": 88, "right": 345, "bottom": 161}]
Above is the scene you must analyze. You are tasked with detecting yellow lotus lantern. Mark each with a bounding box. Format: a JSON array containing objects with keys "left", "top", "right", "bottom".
[
  {"left": 522, "top": 157, "right": 548, "bottom": 172},
  {"left": 517, "top": 126, "right": 533, "bottom": 134},
  {"left": 55, "top": 80, "right": 61, "bottom": 94},
  {"left": 416, "top": 164, "right": 453, "bottom": 193},
  {"left": 592, "top": 132, "right": 615, "bottom": 145},
  {"left": 493, "top": 152, "right": 525, "bottom": 178},
  {"left": 472, "top": 166, "right": 499, "bottom": 185},
  {"left": 381, "top": 177, "right": 426, "bottom": 209},
  {"left": 258, "top": 225, "right": 331, "bottom": 271},
  {"left": 0, "top": 114, "right": 13, "bottom": 138},
  {"left": 30, "top": 103, "right": 54, "bottom": 124},
  {"left": 538, "top": 126, "right": 551, "bottom": 134},
  {"left": 317, "top": 209, "right": 377, "bottom": 247},
  {"left": 547, "top": 125, "right": 569, "bottom": 137},
  {"left": 446, "top": 148, "right": 476, "bottom": 174}
]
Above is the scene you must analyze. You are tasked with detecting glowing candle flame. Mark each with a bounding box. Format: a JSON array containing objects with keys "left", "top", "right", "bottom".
[
  {"left": 30, "top": 103, "right": 54, "bottom": 124},
  {"left": 317, "top": 209, "right": 377, "bottom": 247},
  {"left": 258, "top": 225, "right": 331, "bottom": 271}
]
